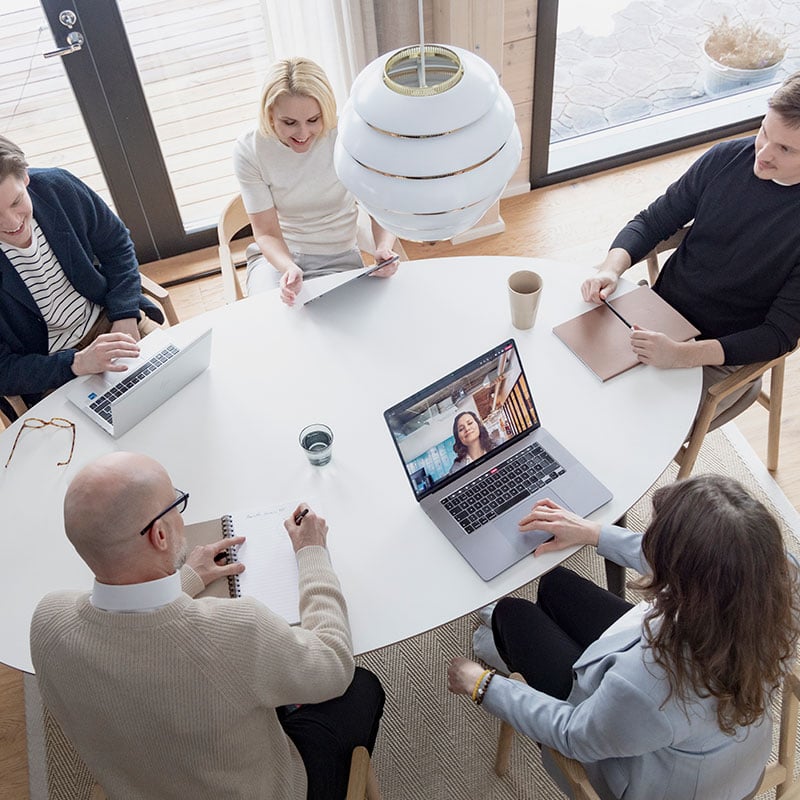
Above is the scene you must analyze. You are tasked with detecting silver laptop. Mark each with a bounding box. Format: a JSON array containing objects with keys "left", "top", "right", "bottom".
[
  {"left": 67, "top": 328, "right": 213, "bottom": 438},
  {"left": 295, "top": 255, "right": 398, "bottom": 306},
  {"left": 384, "top": 339, "right": 612, "bottom": 580}
]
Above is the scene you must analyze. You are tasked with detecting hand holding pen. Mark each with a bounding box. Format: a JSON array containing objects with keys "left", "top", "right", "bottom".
[
  {"left": 369, "top": 253, "right": 400, "bottom": 278},
  {"left": 286, "top": 504, "right": 328, "bottom": 552},
  {"left": 601, "top": 297, "right": 633, "bottom": 328}
]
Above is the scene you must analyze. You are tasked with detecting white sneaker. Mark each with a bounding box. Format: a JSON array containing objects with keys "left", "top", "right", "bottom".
[
  {"left": 477, "top": 601, "right": 498, "bottom": 627},
  {"left": 472, "top": 623, "right": 510, "bottom": 674}
]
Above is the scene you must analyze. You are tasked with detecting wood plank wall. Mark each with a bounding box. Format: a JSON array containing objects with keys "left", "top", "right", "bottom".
[{"left": 502, "top": 0, "right": 536, "bottom": 193}]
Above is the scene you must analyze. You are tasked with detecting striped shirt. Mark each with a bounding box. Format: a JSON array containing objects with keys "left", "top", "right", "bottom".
[{"left": 0, "top": 218, "right": 100, "bottom": 353}]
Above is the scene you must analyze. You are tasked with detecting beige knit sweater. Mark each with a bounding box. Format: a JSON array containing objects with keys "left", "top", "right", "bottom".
[{"left": 30, "top": 546, "right": 354, "bottom": 800}]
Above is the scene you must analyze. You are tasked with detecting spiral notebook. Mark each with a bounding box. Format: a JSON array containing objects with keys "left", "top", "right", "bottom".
[{"left": 186, "top": 504, "right": 300, "bottom": 624}]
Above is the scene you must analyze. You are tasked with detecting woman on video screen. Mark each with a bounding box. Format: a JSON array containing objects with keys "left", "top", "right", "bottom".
[{"left": 448, "top": 411, "right": 497, "bottom": 475}]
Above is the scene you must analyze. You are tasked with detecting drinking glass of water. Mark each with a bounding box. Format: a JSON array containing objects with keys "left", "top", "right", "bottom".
[{"left": 299, "top": 424, "right": 334, "bottom": 466}]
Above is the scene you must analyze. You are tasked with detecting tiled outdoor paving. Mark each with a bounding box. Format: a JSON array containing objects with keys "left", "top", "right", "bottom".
[{"left": 553, "top": 0, "right": 800, "bottom": 139}]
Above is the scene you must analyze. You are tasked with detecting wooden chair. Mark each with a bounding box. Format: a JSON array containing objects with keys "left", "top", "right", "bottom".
[
  {"left": 642, "top": 227, "right": 795, "bottom": 477},
  {"left": 90, "top": 745, "right": 381, "bottom": 800},
  {"left": 141, "top": 272, "right": 180, "bottom": 327},
  {"left": 0, "top": 394, "right": 26, "bottom": 429},
  {"left": 216, "top": 193, "right": 409, "bottom": 305},
  {"left": 217, "top": 193, "right": 249, "bottom": 304},
  {"left": 495, "top": 668, "right": 800, "bottom": 799}
]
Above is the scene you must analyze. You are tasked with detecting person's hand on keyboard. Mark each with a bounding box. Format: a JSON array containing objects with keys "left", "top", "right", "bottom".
[{"left": 71, "top": 332, "right": 140, "bottom": 376}]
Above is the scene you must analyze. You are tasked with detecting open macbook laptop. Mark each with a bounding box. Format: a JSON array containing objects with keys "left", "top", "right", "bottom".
[
  {"left": 295, "top": 255, "right": 399, "bottom": 306},
  {"left": 67, "top": 327, "right": 213, "bottom": 438},
  {"left": 384, "top": 339, "right": 612, "bottom": 580}
]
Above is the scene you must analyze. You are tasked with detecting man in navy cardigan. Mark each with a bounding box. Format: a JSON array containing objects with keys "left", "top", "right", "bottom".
[
  {"left": 0, "top": 136, "right": 163, "bottom": 408},
  {"left": 581, "top": 71, "right": 800, "bottom": 419}
]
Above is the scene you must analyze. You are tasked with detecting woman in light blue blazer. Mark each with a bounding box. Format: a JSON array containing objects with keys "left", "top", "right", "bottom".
[{"left": 448, "top": 475, "right": 800, "bottom": 800}]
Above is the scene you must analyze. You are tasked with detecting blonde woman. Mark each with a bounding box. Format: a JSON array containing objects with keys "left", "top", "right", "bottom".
[{"left": 233, "top": 57, "right": 398, "bottom": 305}]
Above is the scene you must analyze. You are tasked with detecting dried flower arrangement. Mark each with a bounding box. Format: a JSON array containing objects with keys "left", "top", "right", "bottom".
[{"left": 704, "top": 16, "right": 786, "bottom": 70}]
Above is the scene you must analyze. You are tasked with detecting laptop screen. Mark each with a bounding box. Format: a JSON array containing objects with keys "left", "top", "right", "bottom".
[{"left": 384, "top": 339, "right": 540, "bottom": 501}]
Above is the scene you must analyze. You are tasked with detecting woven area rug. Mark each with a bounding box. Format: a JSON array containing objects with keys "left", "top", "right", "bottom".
[{"left": 31, "top": 428, "right": 800, "bottom": 800}]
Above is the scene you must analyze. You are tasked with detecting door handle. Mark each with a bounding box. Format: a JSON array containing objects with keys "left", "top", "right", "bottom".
[{"left": 44, "top": 31, "right": 84, "bottom": 59}]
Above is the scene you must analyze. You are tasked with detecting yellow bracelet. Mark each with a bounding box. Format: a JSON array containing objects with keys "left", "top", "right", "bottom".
[
  {"left": 471, "top": 669, "right": 490, "bottom": 702},
  {"left": 476, "top": 669, "right": 497, "bottom": 705}
]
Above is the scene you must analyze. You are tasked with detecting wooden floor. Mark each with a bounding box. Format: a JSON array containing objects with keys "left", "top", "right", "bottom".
[{"left": 2, "top": 136, "right": 798, "bottom": 798}]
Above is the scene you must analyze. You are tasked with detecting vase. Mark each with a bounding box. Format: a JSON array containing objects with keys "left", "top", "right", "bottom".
[{"left": 702, "top": 40, "right": 783, "bottom": 95}]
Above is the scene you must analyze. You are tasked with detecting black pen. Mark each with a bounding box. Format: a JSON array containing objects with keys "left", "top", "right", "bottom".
[
  {"left": 601, "top": 297, "right": 633, "bottom": 329},
  {"left": 367, "top": 254, "right": 399, "bottom": 274},
  {"left": 294, "top": 508, "right": 309, "bottom": 525}
]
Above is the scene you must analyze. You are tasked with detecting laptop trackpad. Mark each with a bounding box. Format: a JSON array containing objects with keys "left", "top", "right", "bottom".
[{"left": 494, "top": 490, "right": 569, "bottom": 554}]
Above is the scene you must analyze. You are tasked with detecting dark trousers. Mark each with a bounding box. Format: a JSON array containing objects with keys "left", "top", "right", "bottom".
[
  {"left": 492, "top": 567, "right": 633, "bottom": 699},
  {"left": 277, "top": 666, "right": 385, "bottom": 800}
]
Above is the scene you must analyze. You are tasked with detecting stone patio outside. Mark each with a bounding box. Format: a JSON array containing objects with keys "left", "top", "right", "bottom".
[{"left": 552, "top": 0, "right": 800, "bottom": 141}]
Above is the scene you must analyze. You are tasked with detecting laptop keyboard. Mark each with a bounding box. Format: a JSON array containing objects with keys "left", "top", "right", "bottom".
[
  {"left": 441, "top": 442, "right": 566, "bottom": 534},
  {"left": 89, "top": 345, "right": 179, "bottom": 424}
]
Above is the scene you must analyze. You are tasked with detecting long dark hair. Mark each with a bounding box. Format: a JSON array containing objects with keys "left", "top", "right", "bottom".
[
  {"left": 639, "top": 475, "right": 800, "bottom": 735},
  {"left": 452, "top": 411, "right": 493, "bottom": 462}
]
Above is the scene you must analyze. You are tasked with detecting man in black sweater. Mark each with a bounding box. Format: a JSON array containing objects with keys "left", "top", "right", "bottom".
[{"left": 582, "top": 71, "right": 800, "bottom": 416}]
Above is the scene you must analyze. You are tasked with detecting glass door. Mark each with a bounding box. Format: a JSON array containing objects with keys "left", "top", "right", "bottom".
[
  {"left": 2, "top": 2, "right": 111, "bottom": 203},
  {"left": 40, "top": 0, "right": 275, "bottom": 261},
  {"left": 4, "top": 0, "right": 274, "bottom": 261}
]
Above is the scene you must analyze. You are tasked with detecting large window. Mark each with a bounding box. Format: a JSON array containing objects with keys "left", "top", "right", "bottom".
[{"left": 532, "top": 0, "right": 800, "bottom": 184}]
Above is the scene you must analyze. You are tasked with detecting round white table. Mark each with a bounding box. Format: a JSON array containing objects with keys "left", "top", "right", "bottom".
[{"left": 0, "top": 256, "right": 701, "bottom": 672}]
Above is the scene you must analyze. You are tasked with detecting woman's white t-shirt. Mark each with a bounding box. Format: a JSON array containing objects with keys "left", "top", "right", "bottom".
[{"left": 233, "top": 127, "right": 358, "bottom": 256}]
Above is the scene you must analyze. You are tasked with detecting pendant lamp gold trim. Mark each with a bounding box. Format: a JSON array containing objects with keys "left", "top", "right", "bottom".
[
  {"left": 350, "top": 141, "right": 508, "bottom": 181},
  {"left": 374, "top": 199, "right": 485, "bottom": 217},
  {"left": 383, "top": 45, "right": 464, "bottom": 97}
]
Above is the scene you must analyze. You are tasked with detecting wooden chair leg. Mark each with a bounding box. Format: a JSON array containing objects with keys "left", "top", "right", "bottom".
[
  {"left": 346, "top": 745, "right": 381, "bottom": 800},
  {"left": 89, "top": 783, "right": 107, "bottom": 800},
  {"left": 766, "top": 360, "right": 786, "bottom": 472},
  {"left": 366, "top": 755, "right": 382, "bottom": 800},
  {"left": 495, "top": 672, "right": 526, "bottom": 776},
  {"left": 495, "top": 714, "right": 516, "bottom": 776},
  {"left": 676, "top": 396, "right": 720, "bottom": 479}
]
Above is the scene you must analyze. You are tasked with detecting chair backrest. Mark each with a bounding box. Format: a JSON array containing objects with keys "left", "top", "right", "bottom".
[
  {"left": 1, "top": 395, "right": 27, "bottom": 429},
  {"left": 643, "top": 226, "right": 689, "bottom": 286},
  {"left": 543, "top": 746, "right": 601, "bottom": 800},
  {"left": 217, "top": 194, "right": 250, "bottom": 303}
]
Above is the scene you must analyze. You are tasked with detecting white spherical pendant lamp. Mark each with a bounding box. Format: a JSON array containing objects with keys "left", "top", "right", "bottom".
[{"left": 334, "top": 43, "right": 522, "bottom": 242}]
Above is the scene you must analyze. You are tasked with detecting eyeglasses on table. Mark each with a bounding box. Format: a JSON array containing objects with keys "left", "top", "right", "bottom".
[{"left": 4, "top": 417, "right": 76, "bottom": 469}]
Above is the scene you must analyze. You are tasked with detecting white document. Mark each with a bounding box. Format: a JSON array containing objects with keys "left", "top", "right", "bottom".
[{"left": 227, "top": 504, "right": 300, "bottom": 624}]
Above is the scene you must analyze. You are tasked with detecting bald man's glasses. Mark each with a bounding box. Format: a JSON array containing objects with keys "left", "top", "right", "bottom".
[
  {"left": 139, "top": 488, "right": 190, "bottom": 536},
  {"left": 4, "top": 417, "right": 76, "bottom": 469}
]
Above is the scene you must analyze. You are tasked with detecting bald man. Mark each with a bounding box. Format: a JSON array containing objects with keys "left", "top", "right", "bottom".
[{"left": 30, "top": 452, "right": 384, "bottom": 800}]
